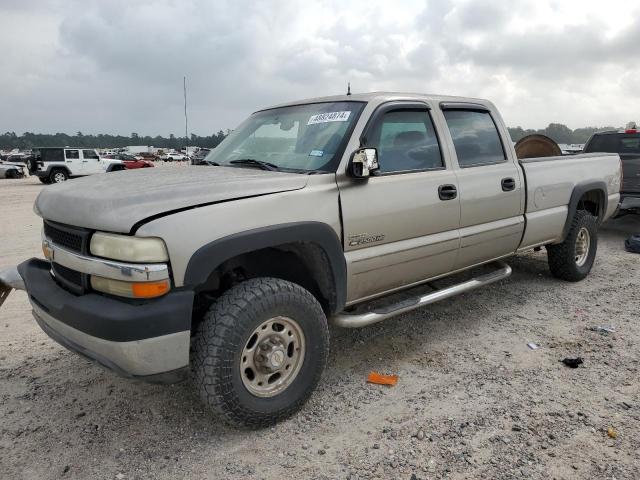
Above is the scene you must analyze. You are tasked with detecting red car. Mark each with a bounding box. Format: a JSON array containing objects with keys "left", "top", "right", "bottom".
[{"left": 105, "top": 154, "right": 155, "bottom": 169}]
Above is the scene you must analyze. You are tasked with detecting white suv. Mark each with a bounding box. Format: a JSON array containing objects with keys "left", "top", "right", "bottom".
[
  {"left": 32, "top": 148, "right": 125, "bottom": 184},
  {"left": 159, "top": 151, "right": 188, "bottom": 161}
]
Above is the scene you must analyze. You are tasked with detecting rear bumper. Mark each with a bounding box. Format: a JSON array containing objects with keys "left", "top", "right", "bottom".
[
  {"left": 620, "top": 193, "right": 640, "bottom": 211},
  {"left": 18, "top": 258, "right": 194, "bottom": 383}
]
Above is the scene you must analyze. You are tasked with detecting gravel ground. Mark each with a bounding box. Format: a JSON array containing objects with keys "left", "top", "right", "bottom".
[{"left": 1, "top": 175, "right": 639, "bottom": 480}]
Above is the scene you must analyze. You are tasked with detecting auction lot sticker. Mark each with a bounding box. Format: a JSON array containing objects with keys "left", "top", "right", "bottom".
[{"left": 307, "top": 111, "right": 351, "bottom": 125}]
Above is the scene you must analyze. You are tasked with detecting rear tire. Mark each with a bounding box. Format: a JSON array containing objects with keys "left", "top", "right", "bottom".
[
  {"left": 546, "top": 210, "right": 598, "bottom": 281},
  {"left": 49, "top": 169, "right": 68, "bottom": 183},
  {"left": 192, "top": 277, "right": 329, "bottom": 428}
]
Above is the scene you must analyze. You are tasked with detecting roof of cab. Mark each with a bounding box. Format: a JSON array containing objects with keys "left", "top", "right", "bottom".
[{"left": 258, "top": 91, "right": 493, "bottom": 112}]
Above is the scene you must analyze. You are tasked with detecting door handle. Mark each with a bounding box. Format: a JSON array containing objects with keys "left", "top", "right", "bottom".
[
  {"left": 82, "top": 161, "right": 88, "bottom": 163},
  {"left": 501, "top": 177, "right": 516, "bottom": 191},
  {"left": 438, "top": 184, "right": 457, "bottom": 200}
]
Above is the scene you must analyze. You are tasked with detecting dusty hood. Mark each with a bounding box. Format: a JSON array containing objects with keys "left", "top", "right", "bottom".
[{"left": 35, "top": 166, "right": 309, "bottom": 233}]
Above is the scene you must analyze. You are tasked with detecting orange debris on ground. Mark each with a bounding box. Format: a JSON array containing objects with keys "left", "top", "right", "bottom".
[{"left": 367, "top": 372, "right": 399, "bottom": 386}]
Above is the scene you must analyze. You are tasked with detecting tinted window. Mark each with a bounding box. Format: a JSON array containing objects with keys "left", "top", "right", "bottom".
[
  {"left": 38, "top": 149, "right": 64, "bottom": 162},
  {"left": 83, "top": 149, "right": 99, "bottom": 159},
  {"left": 585, "top": 134, "right": 640, "bottom": 154},
  {"left": 65, "top": 150, "right": 79, "bottom": 159},
  {"left": 368, "top": 109, "right": 443, "bottom": 173},
  {"left": 443, "top": 110, "right": 506, "bottom": 167}
]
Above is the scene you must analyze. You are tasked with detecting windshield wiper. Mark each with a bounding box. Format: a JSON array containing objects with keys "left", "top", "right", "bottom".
[
  {"left": 229, "top": 158, "right": 280, "bottom": 171},
  {"left": 204, "top": 160, "right": 220, "bottom": 166}
]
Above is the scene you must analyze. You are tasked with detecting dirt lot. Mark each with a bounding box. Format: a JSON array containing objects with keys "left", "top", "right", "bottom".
[{"left": 1, "top": 175, "right": 639, "bottom": 480}]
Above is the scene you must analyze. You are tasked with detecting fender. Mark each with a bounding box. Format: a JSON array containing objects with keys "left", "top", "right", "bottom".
[
  {"left": 40, "top": 165, "right": 72, "bottom": 178},
  {"left": 183, "top": 222, "right": 347, "bottom": 313},
  {"left": 561, "top": 181, "right": 608, "bottom": 241},
  {"left": 106, "top": 163, "right": 125, "bottom": 172}
]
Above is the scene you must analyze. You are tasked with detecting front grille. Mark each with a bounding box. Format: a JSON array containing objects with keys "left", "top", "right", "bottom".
[
  {"left": 52, "top": 263, "right": 85, "bottom": 295},
  {"left": 43, "top": 220, "right": 90, "bottom": 254}
]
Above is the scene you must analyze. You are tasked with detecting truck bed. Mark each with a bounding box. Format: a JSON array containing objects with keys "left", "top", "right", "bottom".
[{"left": 517, "top": 152, "right": 621, "bottom": 250}]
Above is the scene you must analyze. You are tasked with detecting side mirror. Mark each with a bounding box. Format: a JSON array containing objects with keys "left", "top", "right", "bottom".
[{"left": 348, "top": 148, "right": 379, "bottom": 178}]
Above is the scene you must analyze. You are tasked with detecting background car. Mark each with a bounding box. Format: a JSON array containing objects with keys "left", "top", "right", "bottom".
[
  {"left": 191, "top": 148, "right": 211, "bottom": 165},
  {"left": 103, "top": 153, "right": 154, "bottom": 169},
  {"left": 159, "top": 152, "right": 188, "bottom": 161},
  {"left": 137, "top": 152, "right": 159, "bottom": 161},
  {"left": 0, "top": 162, "right": 26, "bottom": 179}
]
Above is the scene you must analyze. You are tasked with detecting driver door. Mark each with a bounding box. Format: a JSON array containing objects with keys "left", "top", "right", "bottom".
[{"left": 338, "top": 103, "right": 461, "bottom": 303}]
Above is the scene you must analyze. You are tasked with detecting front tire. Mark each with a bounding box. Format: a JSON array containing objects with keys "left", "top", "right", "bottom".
[
  {"left": 192, "top": 278, "right": 329, "bottom": 428},
  {"left": 49, "top": 169, "right": 68, "bottom": 183},
  {"left": 546, "top": 210, "right": 598, "bottom": 281}
]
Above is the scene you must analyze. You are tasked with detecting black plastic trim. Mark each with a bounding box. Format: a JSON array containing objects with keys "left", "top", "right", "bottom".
[
  {"left": 19, "top": 259, "right": 194, "bottom": 342},
  {"left": 36, "top": 165, "right": 72, "bottom": 178},
  {"left": 183, "top": 222, "right": 347, "bottom": 313},
  {"left": 439, "top": 101, "right": 490, "bottom": 111},
  {"left": 359, "top": 101, "right": 432, "bottom": 146},
  {"left": 561, "top": 181, "right": 608, "bottom": 241}
]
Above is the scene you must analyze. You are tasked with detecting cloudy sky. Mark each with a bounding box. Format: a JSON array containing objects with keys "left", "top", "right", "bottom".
[{"left": 1, "top": 0, "right": 639, "bottom": 136}]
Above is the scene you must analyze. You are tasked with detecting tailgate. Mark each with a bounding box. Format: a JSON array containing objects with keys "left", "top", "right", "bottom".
[{"left": 621, "top": 154, "right": 640, "bottom": 194}]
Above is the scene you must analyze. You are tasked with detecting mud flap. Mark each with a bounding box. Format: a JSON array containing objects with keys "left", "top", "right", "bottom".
[{"left": 0, "top": 267, "right": 25, "bottom": 308}]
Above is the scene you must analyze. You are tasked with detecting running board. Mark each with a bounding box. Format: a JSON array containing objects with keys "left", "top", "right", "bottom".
[{"left": 331, "top": 261, "right": 512, "bottom": 328}]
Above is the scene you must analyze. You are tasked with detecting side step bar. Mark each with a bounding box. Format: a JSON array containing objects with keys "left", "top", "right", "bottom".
[{"left": 331, "top": 261, "right": 512, "bottom": 328}]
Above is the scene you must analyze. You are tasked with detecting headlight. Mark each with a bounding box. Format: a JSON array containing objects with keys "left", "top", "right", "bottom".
[
  {"left": 90, "top": 232, "right": 168, "bottom": 263},
  {"left": 91, "top": 276, "right": 170, "bottom": 299}
]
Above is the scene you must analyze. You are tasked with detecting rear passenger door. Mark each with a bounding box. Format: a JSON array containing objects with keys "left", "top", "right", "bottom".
[
  {"left": 64, "top": 149, "right": 82, "bottom": 176},
  {"left": 339, "top": 102, "right": 461, "bottom": 303},
  {"left": 440, "top": 105, "right": 524, "bottom": 269},
  {"left": 81, "top": 149, "right": 103, "bottom": 174}
]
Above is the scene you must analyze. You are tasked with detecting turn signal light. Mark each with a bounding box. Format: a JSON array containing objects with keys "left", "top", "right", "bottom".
[
  {"left": 91, "top": 276, "right": 170, "bottom": 299},
  {"left": 131, "top": 280, "right": 171, "bottom": 298}
]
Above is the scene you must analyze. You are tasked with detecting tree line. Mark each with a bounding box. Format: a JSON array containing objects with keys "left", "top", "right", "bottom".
[
  {"left": 0, "top": 130, "right": 230, "bottom": 150},
  {"left": 507, "top": 123, "right": 617, "bottom": 144},
  {"left": 0, "top": 123, "right": 621, "bottom": 150}
]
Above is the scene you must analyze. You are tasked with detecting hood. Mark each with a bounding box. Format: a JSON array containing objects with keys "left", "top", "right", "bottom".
[{"left": 35, "top": 166, "right": 309, "bottom": 233}]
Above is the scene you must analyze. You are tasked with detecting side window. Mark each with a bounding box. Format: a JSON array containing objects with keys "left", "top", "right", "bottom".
[
  {"left": 443, "top": 110, "right": 506, "bottom": 167},
  {"left": 83, "top": 149, "right": 99, "bottom": 159},
  {"left": 368, "top": 109, "right": 443, "bottom": 173},
  {"left": 65, "top": 150, "right": 79, "bottom": 159}
]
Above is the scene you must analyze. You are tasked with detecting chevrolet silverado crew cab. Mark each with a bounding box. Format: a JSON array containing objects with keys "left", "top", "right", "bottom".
[
  {"left": 30, "top": 147, "right": 125, "bottom": 184},
  {"left": 583, "top": 121, "right": 640, "bottom": 214},
  {"left": 0, "top": 93, "right": 621, "bottom": 427}
]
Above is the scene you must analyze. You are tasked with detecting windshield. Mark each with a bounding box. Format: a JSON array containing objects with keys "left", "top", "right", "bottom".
[
  {"left": 585, "top": 133, "right": 640, "bottom": 155},
  {"left": 205, "top": 101, "right": 365, "bottom": 172}
]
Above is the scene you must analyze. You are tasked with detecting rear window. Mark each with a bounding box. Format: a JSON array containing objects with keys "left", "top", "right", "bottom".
[
  {"left": 585, "top": 134, "right": 640, "bottom": 154},
  {"left": 443, "top": 110, "right": 506, "bottom": 167},
  {"left": 37, "top": 149, "right": 64, "bottom": 162}
]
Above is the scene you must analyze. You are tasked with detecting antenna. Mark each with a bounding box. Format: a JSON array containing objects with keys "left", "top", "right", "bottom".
[
  {"left": 184, "top": 76, "right": 188, "bottom": 156},
  {"left": 347, "top": 82, "right": 351, "bottom": 96}
]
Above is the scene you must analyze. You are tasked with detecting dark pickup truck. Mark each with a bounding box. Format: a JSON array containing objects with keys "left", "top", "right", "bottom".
[{"left": 584, "top": 122, "right": 640, "bottom": 213}]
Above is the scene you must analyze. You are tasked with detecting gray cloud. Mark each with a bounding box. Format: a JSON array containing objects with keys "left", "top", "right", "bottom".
[{"left": 1, "top": 0, "right": 639, "bottom": 136}]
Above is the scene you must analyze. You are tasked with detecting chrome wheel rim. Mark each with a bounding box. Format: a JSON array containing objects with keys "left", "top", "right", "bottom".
[
  {"left": 53, "top": 172, "right": 66, "bottom": 183},
  {"left": 240, "top": 316, "right": 305, "bottom": 398},
  {"left": 575, "top": 227, "right": 591, "bottom": 266}
]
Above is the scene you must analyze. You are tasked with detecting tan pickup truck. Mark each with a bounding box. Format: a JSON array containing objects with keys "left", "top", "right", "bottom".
[{"left": 0, "top": 93, "right": 621, "bottom": 427}]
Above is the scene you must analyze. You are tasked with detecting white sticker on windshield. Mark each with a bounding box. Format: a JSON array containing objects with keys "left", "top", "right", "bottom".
[
  {"left": 309, "top": 150, "right": 324, "bottom": 157},
  {"left": 307, "top": 111, "right": 351, "bottom": 125}
]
